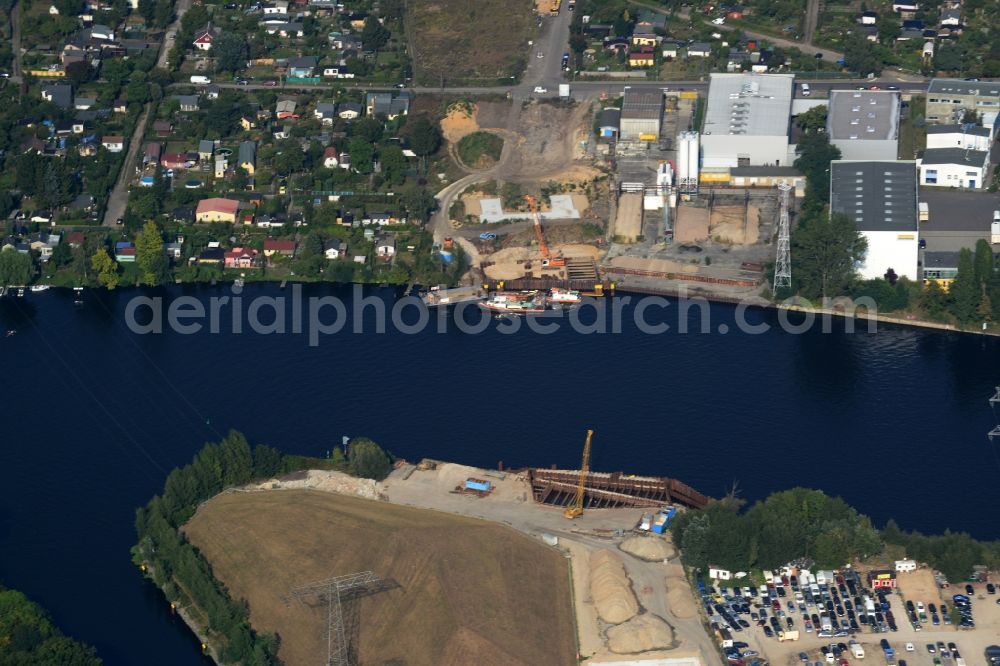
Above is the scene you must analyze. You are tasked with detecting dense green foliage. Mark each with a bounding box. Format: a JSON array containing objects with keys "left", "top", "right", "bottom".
[
  {"left": 670, "top": 488, "right": 883, "bottom": 572},
  {"left": 456, "top": 131, "right": 504, "bottom": 167},
  {"left": 882, "top": 520, "right": 1000, "bottom": 583},
  {"left": 918, "top": 239, "right": 1000, "bottom": 328},
  {"left": 0, "top": 251, "right": 35, "bottom": 287},
  {"left": 793, "top": 129, "right": 840, "bottom": 205},
  {"left": 792, "top": 212, "right": 868, "bottom": 300},
  {"left": 134, "top": 431, "right": 392, "bottom": 663},
  {"left": 0, "top": 585, "right": 101, "bottom": 665}
]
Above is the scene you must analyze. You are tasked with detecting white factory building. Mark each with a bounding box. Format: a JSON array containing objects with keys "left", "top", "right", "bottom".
[
  {"left": 925, "top": 124, "right": 992, "bottom": 152},
  {"left": 918, "top": 147, "right": 991, "bottom": 189},
  {"left": 826, "top": 90, "right": 900, "bottom": 161},
  {"left": 700, "top": 73, "right": 794, "bottom": 169},
  {"left": 830, "top": 160, "right": 919, "bottom": 281}
]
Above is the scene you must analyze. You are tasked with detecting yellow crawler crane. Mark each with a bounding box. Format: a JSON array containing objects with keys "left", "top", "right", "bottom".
[{"left": 564, "top": 429, "right": 593, "bottom": 519}]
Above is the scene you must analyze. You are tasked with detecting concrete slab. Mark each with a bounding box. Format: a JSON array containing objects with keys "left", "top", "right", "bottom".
[{"left": 477, "top": 196, "right": 581, "bottom": 223}]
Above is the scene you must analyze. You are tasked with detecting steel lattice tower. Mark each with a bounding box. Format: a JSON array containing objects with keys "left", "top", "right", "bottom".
[
  {"left": 287, "top": 571, "right": 390, "bottom": 666},
  {"left": 773, "top": 182, "right": 792, "bottom": 295}
]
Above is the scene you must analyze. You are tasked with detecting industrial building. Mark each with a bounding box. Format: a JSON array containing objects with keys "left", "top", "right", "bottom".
[
  {"left": 830, "top": 160, "right": 919, "bottom": 281},
  {"left": 619, "top": 89, "right": 662, "bottom": 141},
  {"left": 826, "top": 90, "right": 900, "bottom": 161},
  {"left": 598, "top": 107, "right": 621, "bottom": 140},
  {"left": 918, "top": 147, "right": 990, "bottom": 189},
  {"left": 917, "top": 189, "right": 1000, "bottom": 259},
  {"left": 926, "top": 124, "right": 992, "bottom": 151},
  {"left": 926, "top": 78, "right": 1000, "bottom": 128},
  {"left": 700, "top": 73, "right": 794, "bottom": 169}
]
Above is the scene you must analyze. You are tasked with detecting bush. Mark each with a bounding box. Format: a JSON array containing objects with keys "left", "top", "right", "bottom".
[
  {"left": 456, "top": 131, "right": 504, "bottom": 167},
  {"left": 348, "top": 437, "right": 391, "bottom": 480}
]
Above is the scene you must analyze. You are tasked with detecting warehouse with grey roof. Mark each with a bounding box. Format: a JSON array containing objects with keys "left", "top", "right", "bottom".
[
  {"left": 826, "top": 90, "right": 900, "bottom": 161},
  {"left": 619, "top": 90, "right": 662, "bottom": 140},
  {"left": 700, "top": 73, "right": 794, "bottom": 169}
]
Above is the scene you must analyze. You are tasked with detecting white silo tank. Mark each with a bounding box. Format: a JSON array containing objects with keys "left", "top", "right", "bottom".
[
  {"left": 687, "top": 132, "right": 700, "bottom": 183},
  {"left": 677, "top": 132, "right": 689, "bottom": 180}
]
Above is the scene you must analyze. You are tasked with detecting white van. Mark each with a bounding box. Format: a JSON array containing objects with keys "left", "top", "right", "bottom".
[
  {"left": 802, "top": 83, "right": 811, "bottom": 97},
  {"left": 190, "top": 75, "right": 211, "bottom": 85},
  {"left": 850, "top": 641, "right": 865, "bottom": 658}
]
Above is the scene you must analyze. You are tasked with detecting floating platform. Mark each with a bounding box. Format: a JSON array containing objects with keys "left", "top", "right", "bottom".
[
  {"left": 421, "top": 286, "right": 486, "bottom": 307},
  {"left": 528, "top": 468, "right": 709, "bottom": 510}
]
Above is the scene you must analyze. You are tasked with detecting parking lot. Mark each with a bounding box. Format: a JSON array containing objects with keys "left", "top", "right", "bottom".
[{"left": 701, "top": 570, "right": 1000, "bottom": 666}]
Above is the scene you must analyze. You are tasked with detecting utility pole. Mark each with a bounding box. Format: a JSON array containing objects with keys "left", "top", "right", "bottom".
[{"left": 772, "top": 182, "right": 792, "bottom": 295}]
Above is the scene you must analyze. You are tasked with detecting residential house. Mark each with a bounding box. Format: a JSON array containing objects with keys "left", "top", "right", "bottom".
[
  {"left": 162, "top": 153, "right": 192, "bottom": 170},
  {"left": 175, "top": 95, "right": 200, "bottom": 112},
  {"left": 631, "top": 31, "right": 658, "bottom": 48},
  {"left": 238, "top": 141, "right": 256, "bottom": 175},
  {"left": 67, "top": 195, "right": 95, "bottom": 213},
  {"left": 153, "top": 120, "right": 173, "bottom": 137},
  {"left": 195, "top": 197, "right": 240, "bottom": 223},
  {"left": 115, "top": 241, "right": 136, "bottom": 262},
  {"left": 338, "top": 102, "right": 362, "bottom": 119},
  {"left": 239, "top": 116, "right": 257, "bottom": 131},
  {"left": 255, "top": 213, "right": 286, "bottom": 228},
  {"left": 895, "top": 559, "right": 917, "bottom": 573},
  {"left": 198, "top": 247, "right": 225, "bottom": 264},
  {"left": 726, "top": 5, "right": 745, "bottom": 19},
  {"left": 322, "top": 146, "right": 340, "bottom": 168},
  {"left": 143, "top": 142, "right": 161, "bottom": 164},
  {"left": 193, "top": 23, "right": 221, "bottom": 50},
  {"left": 29, "top": 232, "right": 60, "bottom": 261},
  {"left": 687, "top": 42, "right": 712, "bottom": 58},
  {"left": 940, "top": 9, "right": 960, "bottom": 27},
  {"left": 67, "top": 231, "right": 86, "bottom": 247},
  {"left": 324, "top": 238, "right": 346, "bottom": 259},
  {"left": 276, "top": 99, "right": 298, "bottom": 119},
  {"left": 263, "top": 238, "right": 296, "bottom": 257},
  {"left": 603, "top": 37, "right": 629, "bottom": 54},
  {"left": 173, "top": 206, "right": 195, "bottom": 224},
  {"left": 322, "top": 66, "right": 355, "bottom": 79},
  {"left": 198, "top": 139, "right": 214, "bottom": 161},
  {"left": 89, "top": 24, "right": 114, "bottom": 40},
  {"left": 113, "top": 99, "right": 129, "bottom": 114},
  {"left": 582, "top": 23, "right": 612, "bottom": 37},
  {"left": 891, "top": 0, "right": 917, "bottom": 13},
  {"left": 860, "top": 10, "right": 878, "bottom": 25},
  {"left": 42, "top": 84, "right": 73, "bottom": 109},
  {"left": 102, "top": 135, "right": 124, "bottom": 152},
  {"left": 726, "top": 50, "right": 749, "bottom": 72},
  {"left": 634, "top": 10, "right": 666, "bottom": 33},
  {"left": 224, "top": 247, "right": 259, "bottom": 268},
  {"left": 30, "top": 211, "right": 53, "bottom": 224},
  {"left": 165, "top": 241, "right": 183, "bottom": 260},
  {"left": 868, "top": 570, "right": 897, "bottom": 589},
  {"left": 1, "top": 237, "right": 29, "bottom": 253},
  {"left": 205, "top": 84, "right": 220, "bottom": 100},
  {"left": 661, "top": 41, "right": 681, "bottom": 59},
  {"left": 274, "top": 22, "right": 304, "bottom": 38},
  {"left": 708, "top": 565, "right": 732, "bottom": 581},
  {"left": 365, "top": 91, "right": 410, "bottom": 118},
  {"left": 376, "top": 235, "right": 395, "bottom": 258},
  {"left": 314, "top": 102, "right": 337, "bottom": 124},
  {"left": 629, "top": 48, "right": 656, "bottom": 68},
  {"left": 288, "top": 56, "right": 318, "bottom": 78},
  {"left": 74, "top": 96, "right": 96, "bottom": 110},
  {"left": 214, "top": 154, "right": 228, "bottom": 178}
]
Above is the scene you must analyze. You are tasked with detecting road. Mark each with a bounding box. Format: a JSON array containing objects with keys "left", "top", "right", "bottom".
[
  {"left": 804, "top": 0, "right": 821, "bottom": 46},
  {"left": 102, "top": 0, "right": 191, "bottom": 225},
  {"left": 718, "top": 19, "right": 842, "bottom": 62},
  {"left": 10, "top": 0, "right": 22, "bottom": 84}
]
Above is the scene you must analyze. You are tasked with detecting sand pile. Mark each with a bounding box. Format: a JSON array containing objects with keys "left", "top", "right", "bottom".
[
  {"left": 251, "top": 470, "right": 383, "bottom": 500},
  {"left": 606, "top": 613, "right": 674, "bottom": 654},
  {"left": 665, "top": 577, "right": 697, "bottom": 619},
  {"left": 590, "top": 550, "right": 639, "bottom": 624},
  {"left": 619, "top": 537, "right": 676, "bottom": 562}
]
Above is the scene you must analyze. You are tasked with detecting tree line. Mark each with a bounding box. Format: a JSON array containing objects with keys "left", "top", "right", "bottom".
[
  {"left": 670, "top": 487, "right": 1000, "bottom": 583},
  {"left": 0, "top": 585, "right": 102, "bottom": 665},
  {"left": 133, "top": 431, "right": 391, "bottom": 664}
]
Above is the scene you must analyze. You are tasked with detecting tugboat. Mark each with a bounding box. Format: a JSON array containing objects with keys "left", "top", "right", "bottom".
[{"left": 479, "top": 290, "right": 547, "bottom": 314}]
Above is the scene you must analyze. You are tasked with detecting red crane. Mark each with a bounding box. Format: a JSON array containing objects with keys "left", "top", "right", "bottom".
[{"left": 525, "top": 195, "right": 565, "bottom": 267}]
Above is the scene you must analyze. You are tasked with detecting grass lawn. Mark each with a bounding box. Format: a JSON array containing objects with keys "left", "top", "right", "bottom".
[
  {"left": 184, "top": 490, "right": 577, "bottom": 666},
  {"left": 408, "top": 0, "right": 535, "bottom": 86},
  {"left": 898, "top": 95, "right": 926, "bottom": 160}
]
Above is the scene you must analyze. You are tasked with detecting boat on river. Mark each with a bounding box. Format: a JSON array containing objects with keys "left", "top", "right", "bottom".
[{"left": 479, "top": 290, "right": 547, "bottom": 314}]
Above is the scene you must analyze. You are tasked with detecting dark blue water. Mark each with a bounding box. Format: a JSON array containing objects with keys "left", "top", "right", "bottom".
[{"left": 1, "top": 284, "right": 999, "bottom": 664}]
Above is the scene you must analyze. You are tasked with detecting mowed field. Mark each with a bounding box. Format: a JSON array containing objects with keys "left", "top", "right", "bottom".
[
  {"left": 407, "top": 0, "right": 534, "bottom": 85},
  {"left": 184, "top": 490, "right": 577, "bottom": 666}
]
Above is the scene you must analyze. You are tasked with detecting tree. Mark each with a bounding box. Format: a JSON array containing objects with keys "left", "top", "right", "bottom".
[
  {"left": 64, "top": 60, "right": 94, "bottom": 86},
  {"left": 949, "top": 247, "right": 978, "bottom": 324},
  {"left": 974, "top": 238, "right": 994, "bottom": 286},
  {"left": 400, "top": 185, "right": 437, "bottom": 222},
  {"left": 213, "top": 32, "right": 248, "bottom": 73},
  {"left": 138, "top": 0, "right": 156, "bottom": 21},
  {"left": 53, "top": 0, "right": 84, "bottom": 15},
  {"left": 379, "top": 143, "right": 407, "bottom": 186},
  {"left": 404, "top": 114, "right": 442, "bottom": 158},
  {"left": 794, "top": 131, "right": 841, "bottom": 203},
  {"left": 353, "top": 117, "right": 384, "bottom": 143},
  {"left": 348, "top": 137, "right": 374, "bottom": 174},
  {"left": 135, "top": 221, "right": 167, "bottom": 285},
  {"left": 792, "top": 212, "right": 868, "bottom": 299},
  {"left": 0, "top": 251, "right": 34, "bottom": 286},
  {"left": 877, "top": 19, "right": 901, "bottom": 43},
  {"left": 91, "top": 248, "right": 120, "bottom": 289},
  {"left": 361, "top": 16, "right": 390, "bottom": 51},
  {"left": 843, "top": 32, "right": 882, "bottom": 76},
  {"left": 348, "top": 437, "right": 390, "bottom": 480},
  {"left": 794, "top": 105, "right": 827, "bottom": 133},
  {"left": 919, "top": 280, "right": 949, "bottom": 320}
]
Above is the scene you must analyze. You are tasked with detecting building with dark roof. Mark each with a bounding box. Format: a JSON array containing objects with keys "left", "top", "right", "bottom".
[
  {"left": 619, "top": 90, "right": 662, "bottom": 140},
  {"left": 598, "top": 107, "right": 620, "bottom": 140},
  {"left": 830, "top": 160, "right": 919, "bottom": 280},
  {"left": 918, "top": 147, "right": 990, "bottom": 189}
]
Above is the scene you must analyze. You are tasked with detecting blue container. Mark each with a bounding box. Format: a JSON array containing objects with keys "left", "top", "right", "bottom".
[{"left": 465, "top": 479, "right": 491, "bottom": 492}]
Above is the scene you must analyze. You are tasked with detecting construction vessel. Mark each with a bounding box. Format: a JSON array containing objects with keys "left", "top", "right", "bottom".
[
  {"left": 421, "top": 285, "right": 486, "bottom": 307},
  {"left": 525, "top": 195, "right": 566, "bottom": 268},
  {"left": 548, "top": 287, "right": 582, "bottom": 305},
  {"left": 479, "top": 290, "right": 548, "bottom": 314}
]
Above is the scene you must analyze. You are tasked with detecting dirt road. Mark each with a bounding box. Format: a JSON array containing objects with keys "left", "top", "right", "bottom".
[
  {"left": 10, "top": 0, "right": 22, "bottom": 82},
  {"left": 102, "top": 103, "right": 149, "bottom": 226},
  {"left": 803, "top": 0, "right": 821, "bottom": 46}
]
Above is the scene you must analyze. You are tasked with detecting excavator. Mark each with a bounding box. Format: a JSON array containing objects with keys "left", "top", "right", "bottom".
[{"left": 524, "top": 195, "right": 565, "bottom": 268}]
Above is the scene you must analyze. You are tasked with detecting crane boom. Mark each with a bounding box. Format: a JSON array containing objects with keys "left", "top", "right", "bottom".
[
  {"left": 564, "top": 429, "right": 593, "bottom": 519},
  {"left": 524, "top": 195, "right": 565, "bottom": 267}
]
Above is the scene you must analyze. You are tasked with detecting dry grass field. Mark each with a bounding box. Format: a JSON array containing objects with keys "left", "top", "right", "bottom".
[
  {"left": 407, "top": 0, "right": 534, "bottom": 86},
  {"left": 184, "top": 490, "right": 576, "bottom": 666}
]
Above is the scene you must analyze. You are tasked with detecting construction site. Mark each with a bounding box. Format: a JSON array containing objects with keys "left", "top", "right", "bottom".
[{"left": 182, "top": 430, "right": 718, "bottom": 666}]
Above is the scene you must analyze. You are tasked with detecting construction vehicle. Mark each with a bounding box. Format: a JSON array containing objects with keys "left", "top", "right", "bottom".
[
  {"left": 549, "top": 0, "right": 560, "bottom": 14},
  {"left": 524, "top": 195, "right": 565, "bottom": 268},
  {"left": 564, "top": 429, "right": 594, "bottom": 519}
]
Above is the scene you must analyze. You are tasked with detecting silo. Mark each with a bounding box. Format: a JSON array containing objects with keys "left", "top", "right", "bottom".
[
  {"left": 686, "top": 132, "right": 700, "bottom": 184},
  {"left": 677, "top": 132, "right": 690, "bottom": 180}
]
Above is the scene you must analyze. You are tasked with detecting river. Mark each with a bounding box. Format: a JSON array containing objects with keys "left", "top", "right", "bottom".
[{"left": 0, "top": 283, "right": 998, "bottom": 664}]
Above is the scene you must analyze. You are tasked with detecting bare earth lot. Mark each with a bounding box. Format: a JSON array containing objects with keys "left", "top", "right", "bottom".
[
  {"left": 407, "top": 0, "right": 535, "bottom": 85},
  {"left": 184, "top": 490, "right": 577, "bottom": 666}
]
